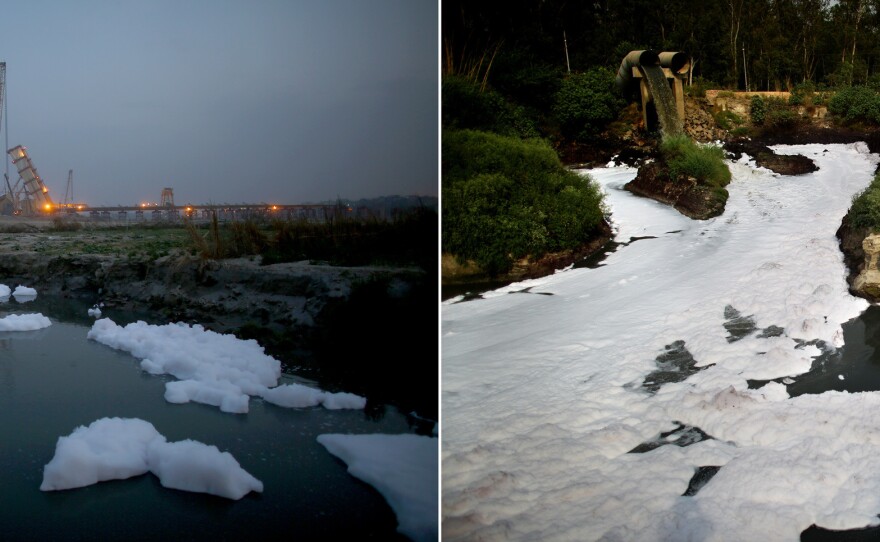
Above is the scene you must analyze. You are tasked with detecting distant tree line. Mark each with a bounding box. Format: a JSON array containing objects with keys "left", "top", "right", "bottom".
[{"left": 444, "top": 0, "right": 880, "bottom": 97}]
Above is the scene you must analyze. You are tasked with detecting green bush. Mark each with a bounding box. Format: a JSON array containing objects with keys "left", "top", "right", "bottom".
[
  {"left": 442, "top": 129, "right": 606, "bottom": 275},
  {"left": 750, "top": 95, "right": 766, "bottom": 125},
  {"left": 764, "top": 97, "right": 799, "bottom": 129},
  {"left": 713, "top": 110, "right": 744, "bottom": 130},
  {"left": 661, "top": 134, "right": 732, "bottom": 187},
  {"left": 849, "top": 173, "right": 880, "bottom": 229},
  {"left": 442, "top": 75, "right": 538, "bottom": 138},
  {"left": 553, "top": 67, "right": 626, "bottom": 140},
  {"left": 828, "top": 86, "right": 880, "bottom": 124},
  {"left": 685, "top": 77, "right": 718, "bottom": 99},
  {"left": 788, "top": 81, "right": 815, "bottom": 106}
]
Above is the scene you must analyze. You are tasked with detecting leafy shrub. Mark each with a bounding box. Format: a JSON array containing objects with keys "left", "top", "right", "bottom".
[
  {"left": 685, "top": 77, "right": 718, "bottom": 98},
  {"left": 442, "top": 75, "right": 538, "bottom": 138},
  {"left": 828, "top": 86, "right": 880, "bottom": 124},
  {"left": 661, "top": 135, "right": 731, "bottom": 187},
  {"left": 750, "top": 95, "right": 766, "bottom": 125},
  {"left": 553, "top": 67, "right": 626, "bottom": 140},
  {"left": 788, "top": 81, "right": 815, "bottom": 106},
  {"left": 764, "top": 97, "right": 798, "bottom": 129},
  {"left": 713, "top": 110, "right": 744, "bottom": 130},
  {"left": 442, "top": 129, "right": 606, "bottom": 275},
  {"left": 849, "top": 173, "right": 880, "bottom": 230}
]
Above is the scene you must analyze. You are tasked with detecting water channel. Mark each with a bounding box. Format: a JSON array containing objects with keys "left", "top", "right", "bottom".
[
  {"left": 0, "top": 295, "right": 421, "bottom": 540},
  {"left": 442, "top": 144, "right": 880, "bottom": 539}
]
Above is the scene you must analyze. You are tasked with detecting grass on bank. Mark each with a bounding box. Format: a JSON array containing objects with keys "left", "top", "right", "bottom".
[
  {"left": 184, "top": 209, "right": 437, "bottom": 271},
  {"left": 0, "top": 212, "right": 437, "bottom": 271},
  {"left": 849, "top": 173, "right": 880, "bottom": 230},
  {"left": 661, "top": 134, "right": 732, "bottom": 187}
]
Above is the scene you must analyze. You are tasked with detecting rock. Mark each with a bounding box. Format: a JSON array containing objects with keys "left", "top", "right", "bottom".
[
  {"left": 836, "top": 214, "right": 872, "bottom": 299},
  {"left": 625, "top": 161, "right": 727, "bottom": 220},
  {"left": 853, "top": 234, "right": 880, "bottom": 300},
  {"left": 724, "top": 138, "right": 818, "bottom": 175}
]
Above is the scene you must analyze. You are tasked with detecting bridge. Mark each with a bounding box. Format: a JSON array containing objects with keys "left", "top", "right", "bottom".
[{"left": 62, "top": 203, "right": 352, "bottom": 222}]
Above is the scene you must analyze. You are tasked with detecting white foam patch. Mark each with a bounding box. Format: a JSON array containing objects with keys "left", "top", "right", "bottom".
[
  {"left": 317, "top": 433, "right": 437, "bottom": 542},
  {"left": 260, "top": 382, "right": 367, "bottom": 410},
  {"left": 13, "top": 285, "right": 36, "bottom": 297},
  {"left": 87, "top": 319, "right": 365, "bottom": 413},
  {"left": 41, "top": 417, "right": 262, "bottom": 500},
  {"left": 442, "top": 144, "right": 880, "bottom": 539},
  {"left": 0, "top": 313, "right": 51, "bottom": 331},
  {"left": 147, "top": 439, "right": 264, "bottom": 500}
]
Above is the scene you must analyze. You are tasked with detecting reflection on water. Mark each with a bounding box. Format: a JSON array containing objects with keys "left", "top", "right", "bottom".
[
  {"left": 0, "top": 296, "right": 417, "bottom": 540},
  {"left": 787, "top": 305, "right": 880, "bottom": 396}
]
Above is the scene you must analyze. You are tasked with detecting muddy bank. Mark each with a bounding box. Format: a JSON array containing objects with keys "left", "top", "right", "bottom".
[
  {"left": 0, "top": 246, "right": 437, "bottom": 419},
  {"left": 441, "top": 220, "right": 613, "bottom": 299}
]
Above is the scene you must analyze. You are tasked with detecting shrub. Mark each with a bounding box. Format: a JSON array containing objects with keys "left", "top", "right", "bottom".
[
  {"left": 764, "top": 97, "right": 799, "bottom": 129},
  {"left": 685, "top": 77, "right": 718, "bottom": 98},
  {"left": 661, "top": 135, "right": 732, "bottom": 187},
  {"left": 788, "top": 81, "right": 815, "bottom": 106},
  {"left": 714, "top": 110, "right": 744, "bottom": 130},
  {"left": 750, "top": 95, "right": 766, "bottom": 125},
  {"left": 553, "top": 67, "right": 626, "bottom": 140},
  {"left": 849, "top": 174, "right": 880, "bottom": 230},
  {"left": 442, "top": 75, "right": 538, "bottom": 138},
  {"left": 443, "top": 129, "right": 606, "bottom": 275},
  {"left": 828, "top": 86, "right": 880, "bottom": 124}
]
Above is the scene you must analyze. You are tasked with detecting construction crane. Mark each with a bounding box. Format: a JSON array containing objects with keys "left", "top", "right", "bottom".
[
  {"left": 0, "top": 62, "right": 13, "bottom": 215},
  {"left": 64, "top": 169, "right": 73, "bottom": 205}
]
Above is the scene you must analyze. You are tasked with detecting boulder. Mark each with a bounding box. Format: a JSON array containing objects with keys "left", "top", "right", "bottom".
[{"left": 853, "top": 234, "right": 880, "bottom": 300}]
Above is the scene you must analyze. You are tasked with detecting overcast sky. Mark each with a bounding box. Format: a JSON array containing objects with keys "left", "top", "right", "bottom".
[{"left": 0, "top": 0, "right": 438, "bottom": 206}]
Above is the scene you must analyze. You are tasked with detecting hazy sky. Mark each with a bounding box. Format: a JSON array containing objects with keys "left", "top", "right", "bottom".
[{"left": 0, "top": 0, "right": 438, "bottom": 206}]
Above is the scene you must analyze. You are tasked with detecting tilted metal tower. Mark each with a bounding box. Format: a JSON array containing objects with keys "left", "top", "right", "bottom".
[{"left": 7, "top": 145, "right": 54, "bottom": 215}]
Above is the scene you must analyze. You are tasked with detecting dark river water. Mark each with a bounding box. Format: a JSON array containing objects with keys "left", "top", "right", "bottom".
[{"left": 0, "top": 295, "right": 420, "bottom": 541}]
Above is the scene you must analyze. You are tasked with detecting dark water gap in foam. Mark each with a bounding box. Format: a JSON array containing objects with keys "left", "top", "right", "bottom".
[{"left": 753, "top": 305, "right": 880, "bottom": 396}]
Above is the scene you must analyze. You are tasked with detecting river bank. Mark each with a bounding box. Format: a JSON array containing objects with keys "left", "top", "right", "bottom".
[{"left": 0, "top": 223, "right": 437, "bottom": 420}]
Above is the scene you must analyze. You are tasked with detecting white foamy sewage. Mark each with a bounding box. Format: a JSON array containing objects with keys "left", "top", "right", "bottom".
[
  {"left": 442, "top": 144, "right": 880, "bottom": 539},
  {"left": 41, "top": 417, "right": 262, "bottom": 500},
  {"left": 88, "top": 318, "right": 366, "bottom": 413}
]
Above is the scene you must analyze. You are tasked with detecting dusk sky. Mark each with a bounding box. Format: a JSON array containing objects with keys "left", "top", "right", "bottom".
[{"left": 1, "top": 0, "right": 438, "bottom": 207}]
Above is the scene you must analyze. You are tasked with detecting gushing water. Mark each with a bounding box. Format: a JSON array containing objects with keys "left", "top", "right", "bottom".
[{"left": 641, "top": 65, "right": 682, "bottom": 137}]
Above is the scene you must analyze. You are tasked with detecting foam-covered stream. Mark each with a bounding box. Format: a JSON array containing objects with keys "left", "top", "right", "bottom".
[{"left": 442, "top": 143, "right": 880, "bottom": 540}]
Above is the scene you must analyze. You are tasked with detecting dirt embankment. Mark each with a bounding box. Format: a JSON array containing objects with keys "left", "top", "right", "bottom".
[{"left": 0, "top": 227, "right": 437, "bottom": 418}]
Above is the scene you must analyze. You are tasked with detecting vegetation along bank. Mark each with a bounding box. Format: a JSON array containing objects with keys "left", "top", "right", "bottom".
[{"left": 441, "top": 0, "right": 880, "bottom": 300}]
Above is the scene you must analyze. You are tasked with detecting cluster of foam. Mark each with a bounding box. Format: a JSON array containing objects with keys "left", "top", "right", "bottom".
[
  {"left": 40, "top": 417, "right": 262, "bottom": 500},
  {"left": 87, "top": 318, "right": 365, "bottom": 413},
  {"left": 13, "top": 285, "right": 36, "bottom": 297},
  {"left": 442, "top": 144, "right": 880, "bottom": 539},
  {"left": 0, "top": 313, "right": 51, "bottom": 331},
  {"left": 0, "top": 283, "right": 38, "bottom": 303},
  {"left": 318, "top": 433, "right": 437, "bottom": 542}
]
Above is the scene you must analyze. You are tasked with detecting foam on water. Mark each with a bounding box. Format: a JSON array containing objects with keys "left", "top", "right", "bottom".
[{"left": 442, "top": 144, "right": 880, "bottom": 539}]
